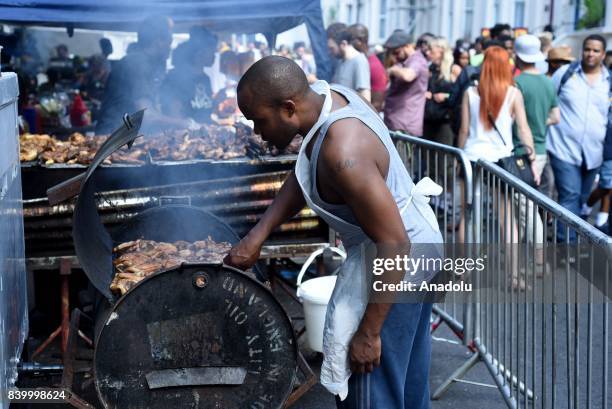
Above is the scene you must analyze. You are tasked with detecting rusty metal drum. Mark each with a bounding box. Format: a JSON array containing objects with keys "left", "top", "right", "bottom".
[{"left": 94, "top": 263, "right": 298, "bottom": 409}]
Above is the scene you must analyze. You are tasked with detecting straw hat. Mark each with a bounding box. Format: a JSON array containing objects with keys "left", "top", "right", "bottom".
[{"left": 547, "top": 46, "right": 575, "bottom": 62}]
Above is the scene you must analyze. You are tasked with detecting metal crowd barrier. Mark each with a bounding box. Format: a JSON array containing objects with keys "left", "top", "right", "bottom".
[
  {"left": 389, "top": 131, "right": 478, "bottom": 396},
  {"left": 469, "top": 159, "right": 611, "bottom": 409},
  {"left": 389, "top": 131, "right": 611, "bottom": 408}
]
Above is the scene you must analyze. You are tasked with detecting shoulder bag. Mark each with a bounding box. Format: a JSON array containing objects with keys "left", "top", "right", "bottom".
[{"left": 489, "top": 111, "right": 537, "bottom": 188}]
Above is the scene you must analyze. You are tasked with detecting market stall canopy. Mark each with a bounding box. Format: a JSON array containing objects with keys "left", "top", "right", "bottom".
[{"left": 0, "top": 0, "right": 332, "bottom": 79}]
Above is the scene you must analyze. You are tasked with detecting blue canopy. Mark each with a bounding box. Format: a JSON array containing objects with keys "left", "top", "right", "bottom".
[{"left": 0, "top": 0, "right": 332, "bottom": 79}]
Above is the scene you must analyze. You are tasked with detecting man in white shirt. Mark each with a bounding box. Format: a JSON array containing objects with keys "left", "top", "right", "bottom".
[{"left": 547, "top": 34, "right": 610, "bottom": 241}]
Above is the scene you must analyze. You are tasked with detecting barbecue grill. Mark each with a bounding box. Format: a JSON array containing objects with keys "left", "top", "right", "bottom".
[
  {"left": 23, "top": 119, "right": 329, "bottom": 259},
  {"left": 22, "top": 155, "right": 295, "bottom": 200},
  {"left": 71, "top": 116, "right": 298, "bottom": 408},
  {"left": 25, "top": 170, "right": 329, "bottom": 257}
]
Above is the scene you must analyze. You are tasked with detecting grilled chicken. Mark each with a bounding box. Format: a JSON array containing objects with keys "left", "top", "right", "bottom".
[
  {"left": 18, "top": 121, "right": 299, "bottom": 165},
  {"left": 110, "top": 238, "right": 232, "bottom": 296}
]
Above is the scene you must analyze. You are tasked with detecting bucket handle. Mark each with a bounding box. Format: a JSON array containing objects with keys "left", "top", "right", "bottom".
[{"left": 296, "top": 246, "right": 347, "bottom": 292}]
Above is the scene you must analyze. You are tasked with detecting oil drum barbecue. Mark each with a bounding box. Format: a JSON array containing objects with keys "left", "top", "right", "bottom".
[{"left": 68, "top": 112, "right": 298, "bottom": 408}]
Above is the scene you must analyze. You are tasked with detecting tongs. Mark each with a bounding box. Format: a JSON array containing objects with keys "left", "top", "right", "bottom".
[{"left": 46, "top": 110, "right": 145, "bottom": 205}]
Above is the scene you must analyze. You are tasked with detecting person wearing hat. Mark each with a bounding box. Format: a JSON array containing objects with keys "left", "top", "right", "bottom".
[
  {"left": 546, "top": 45, "right": 575, "bottom": 77},
  {"left": 383, "top": 30, "right": 429, "bottom": 137},
  {"left": 510, "top": 34, "right": 560, "bottom": 254},
  {"left": 513, "top": 34, "right": 560, "bottom": 190}
]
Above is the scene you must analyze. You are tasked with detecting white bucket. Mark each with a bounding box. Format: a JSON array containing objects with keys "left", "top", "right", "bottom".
[
  {"left": 296, "top": 246, "right": 345, "bottom": 353},
  {"left": 297, "top": 275, "right": 337, "bottom": 352}
]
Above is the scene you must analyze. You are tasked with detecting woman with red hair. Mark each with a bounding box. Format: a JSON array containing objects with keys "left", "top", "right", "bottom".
[
  {"left": 458, "top": 46, "right": 536, "bottom": 164},
  {"left": 457, "top": 46, "right": 539, "bottom": 288}
]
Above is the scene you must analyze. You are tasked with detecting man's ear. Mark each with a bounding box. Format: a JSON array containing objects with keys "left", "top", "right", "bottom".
[{"left": 281, "top": 100, "right": 296, "bottom": 117}]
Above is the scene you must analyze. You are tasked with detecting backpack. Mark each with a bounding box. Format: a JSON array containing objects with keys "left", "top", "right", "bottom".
[{"left": 557, "top": 62, "right": 612, "bottom": 160}]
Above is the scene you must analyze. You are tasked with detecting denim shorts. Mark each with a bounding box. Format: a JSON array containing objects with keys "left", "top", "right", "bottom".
[{"left": 600, "top": 159, "right": 612, "bottom": 189}]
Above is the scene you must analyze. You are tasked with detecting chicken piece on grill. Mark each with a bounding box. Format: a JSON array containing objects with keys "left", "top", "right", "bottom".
[
  {"left": 69, "top": 132, "right": 86, "bottom": 145},
  {"left": 41, "top": 149, "right": 68, "bottom": 165},
  {"left": 114, "top": 240, "right": 140, "bottom": 253},
  {"left": 154, "top": 242, "right": 178, "bottom": 254},
  {"left": 113, "top": 253, "right": 153, "bottom": 269},
  {"left": 19, "top": 133, "right": 56, "bottom": 162},
  {"left": 174, "top": 240, "right": 191, "bottom": 250},
  {"left": 125, "top": 263, "right": 162, "bottom": 276},
  {"left": 20, "top": 148, "right": 39, "bottom": 162},
  {"left": 110, "top": 273, "right": 141, "bottom": 295},
  {"left": 178, "top": 249, "right": 193, "bottom": 258},
  {"left": 161, "top": 257, "right": 183, "bottom": 270},
  {"left": 110, "top": 238, "right": 232, "bottom": 296}
]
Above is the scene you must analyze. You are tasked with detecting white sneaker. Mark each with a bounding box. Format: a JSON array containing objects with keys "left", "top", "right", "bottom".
[
  {"left": 595, "top": 211, "right": 609, "bottom": 227},
  {"left": 581, "top": 204, "right": 593, "bottom": 217}
]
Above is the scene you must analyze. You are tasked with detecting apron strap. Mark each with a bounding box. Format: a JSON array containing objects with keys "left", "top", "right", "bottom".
[{"left": 399, "top": 177, "right": 443, "bottom": 232}]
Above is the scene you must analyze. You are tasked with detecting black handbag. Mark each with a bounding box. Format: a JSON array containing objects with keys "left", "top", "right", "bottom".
[{"left": 488, "top": 113, "right": 536, "bottom": 188}]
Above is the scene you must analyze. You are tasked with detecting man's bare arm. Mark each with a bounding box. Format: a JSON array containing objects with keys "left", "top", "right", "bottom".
[
  {"left": 457, "top": 90, "right": 470, "bottom": 149},
  {"left": 546, "top": 106, "right": 560, "bottom": 126},
  {"left": 320, "top": 120, "right": 410, "bottom": 373}
]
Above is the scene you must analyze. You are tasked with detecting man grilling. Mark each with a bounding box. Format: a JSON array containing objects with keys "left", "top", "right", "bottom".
[
  {"left": 224, "top": 56, "right": 443, "bottom": 409},
  {"left": 160, "top": 28, "right": 217, "bottom": 124},
  {"left": 96, "top": 15, "right": 194, "bottom": 134}
]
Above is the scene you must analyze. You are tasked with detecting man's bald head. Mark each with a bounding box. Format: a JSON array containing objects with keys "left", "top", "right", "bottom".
[{"left": 237, "top": 55, "right": 310, "bottom": 107}]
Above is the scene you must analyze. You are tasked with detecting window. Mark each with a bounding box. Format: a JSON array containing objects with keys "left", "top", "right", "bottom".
[
  {"left": 464, "top": 0, "right": 474, "bottom": 39},
  {"left": 448, "top": 0, "right": 454, "bottom": 41},
  {"left": 380, "top": 0, "right": 387, "bottom": 40},
  {"left": 409, "top": 0, "right": 417, "bottom": 37},
  {"left": 356, "top": 1, "right": 363, "bottom": 23},
  {"left": 347, "top": 4, "right": 354, "bottom": 24},
  {"left": 514, "top": 0, "right": 525, "bottom": 27},
  {"left": 493, "top": 0, "right": 500, "bottom": 23},
  {"left": 396, "top": 0, "right": 401, "bottom": 28}
]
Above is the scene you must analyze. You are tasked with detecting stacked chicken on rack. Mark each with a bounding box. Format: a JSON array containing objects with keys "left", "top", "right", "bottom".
[
  {"left": 110, "top": 237, "right": 232, "bottom": 295},
  {"left": 19, "top": 122, "right": 302, "bottom": 166}
]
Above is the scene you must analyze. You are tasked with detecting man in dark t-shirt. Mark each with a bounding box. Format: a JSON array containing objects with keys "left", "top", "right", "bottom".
[
  {"left": 96, "top": 15, "right": 191, "bottom": 134},
  {"left": 160, "top": 29, "right": 217, "bottom": 123}
]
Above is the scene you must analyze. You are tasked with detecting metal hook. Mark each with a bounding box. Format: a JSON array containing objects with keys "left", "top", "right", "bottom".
[{"left": 122, "top": 113, "right": 134, "bottom": 130}]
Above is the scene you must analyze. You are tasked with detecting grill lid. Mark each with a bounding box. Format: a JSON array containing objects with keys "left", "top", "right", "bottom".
[
  {"left": 72, "top": 110, "right": 144, "bottom": 301},
  {"left": 72, "top": 111, "right": 261, "bottom": 301}
]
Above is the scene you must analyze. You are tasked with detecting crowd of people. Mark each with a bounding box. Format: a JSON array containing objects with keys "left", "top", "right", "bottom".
[
  {"left": 3, "top": 18, "right": 611, "bottom": 237},
  {"left": 308, "top": 22, "right": 611, "bottom": 238}
]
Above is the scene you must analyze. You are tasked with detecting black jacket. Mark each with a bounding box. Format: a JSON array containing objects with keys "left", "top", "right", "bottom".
[{"left": 424, "top": 64, "right": 453, "bottom": 124}]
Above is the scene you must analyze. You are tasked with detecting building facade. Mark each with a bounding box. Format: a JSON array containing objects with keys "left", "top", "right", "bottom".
[{"left": 322, "top": 0, "right": 611, "bottom": 46}]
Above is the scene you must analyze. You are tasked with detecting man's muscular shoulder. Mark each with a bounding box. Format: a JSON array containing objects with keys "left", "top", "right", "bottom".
[{"left": 319, "top": 118, "right": 389, "bottom": 179}]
